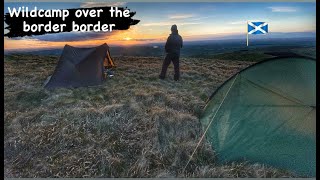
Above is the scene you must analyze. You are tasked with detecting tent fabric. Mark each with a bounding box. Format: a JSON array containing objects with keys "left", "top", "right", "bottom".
[
  {"left": 104, "top": 49, "right": 116, "bottom": 68},
  {"left": 200, "top": 57, "right": 316, "bottom": 176},
  {"left": 45, "top": 43, "right": 115, "bottom": 89}
]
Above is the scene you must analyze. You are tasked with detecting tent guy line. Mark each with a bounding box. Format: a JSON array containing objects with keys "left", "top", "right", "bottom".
[{"left": 182, "top": 73, "right": 239, "bottom": 174}]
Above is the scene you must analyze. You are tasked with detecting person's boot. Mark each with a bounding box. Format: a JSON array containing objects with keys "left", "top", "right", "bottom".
[
  {"left": 159, "top": 75, "right": 165, "bottom": 80},
  {"left": 174, "top": 74, "right": 179, "bottom": 81}
]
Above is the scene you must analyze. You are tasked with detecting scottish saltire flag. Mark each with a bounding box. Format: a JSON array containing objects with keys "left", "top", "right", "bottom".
[{"left": 248, "top": 22, "right": 268, "bottom": 34}]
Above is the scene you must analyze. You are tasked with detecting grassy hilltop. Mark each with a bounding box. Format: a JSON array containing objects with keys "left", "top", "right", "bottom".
[{"left": 4, "top": 53, "right": 301, "bottom": 178}]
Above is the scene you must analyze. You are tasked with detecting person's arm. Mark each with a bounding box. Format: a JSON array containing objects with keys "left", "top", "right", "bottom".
[
  {"left": 165, "top": 36, "right": 171, "bottom": 53},
  {"left": 180, "top": 36, "right": 183, "bottom": 48}
]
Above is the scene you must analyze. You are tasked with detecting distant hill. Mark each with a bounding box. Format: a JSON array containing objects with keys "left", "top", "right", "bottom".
[
  {"left": 4, "top": 36, "right": 316, "bottom": 59},
  {"left": 206, "top": 31, "right": 316, "bottom": 41}
]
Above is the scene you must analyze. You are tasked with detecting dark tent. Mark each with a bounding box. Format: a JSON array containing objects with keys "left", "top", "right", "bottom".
[
  {"left": 44, "top": 43, "right": 115, "bottom": 89},
  {"left": 200, "top": 57, "right": 316, "bottom": 176}
]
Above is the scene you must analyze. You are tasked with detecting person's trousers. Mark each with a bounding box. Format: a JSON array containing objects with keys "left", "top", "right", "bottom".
[{"left": 159, "top": 53, "right": 180, "bottom": 80}]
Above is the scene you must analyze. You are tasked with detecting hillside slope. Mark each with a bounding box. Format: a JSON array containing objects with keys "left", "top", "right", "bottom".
[{"left": 4, "top": 54, "right": 295, "bottom": 177}]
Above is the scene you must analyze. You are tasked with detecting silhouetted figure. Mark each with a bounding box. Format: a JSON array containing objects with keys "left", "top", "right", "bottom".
[{"left": 159, "top": 24, "right": 183, "bottom": 81}]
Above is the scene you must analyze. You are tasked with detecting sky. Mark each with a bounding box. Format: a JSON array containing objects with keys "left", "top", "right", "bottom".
[{"left": 4, "top": 2, "right": 316, "bottom": 50}]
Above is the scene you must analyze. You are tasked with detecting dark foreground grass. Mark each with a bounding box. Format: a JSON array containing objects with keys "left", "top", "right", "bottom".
[{"left": 4, "top": 54, "right": 295, "bottom": 178}]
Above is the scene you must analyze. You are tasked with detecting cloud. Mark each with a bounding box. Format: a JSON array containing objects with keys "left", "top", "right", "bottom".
[
  {"left": 26, "top": 31, "right": 116, "bottom": 42},
  {"left": 120, "top": 38, "right": 158, "bottom": 41},
  {"left": 189, "top": 16, "right": 213, "bottom": 21},
  {"left": 229, "top": 19, "right": 271, "bottom": 25},
  {"left": 229, "top": 21, "right": 246, "bottom": 25},
  {"left": 141, "top": 14, "right": 206, "bottom": 27},
  {"left": 168, "top": 14, "right": 195, "bottom": 19},
  {"left": 268, "top": 6, "right": 298, "bottom": 12},
  {"left": 80, "top": 2, "right": 127, "bottom": 8},
  {"left": 6, "top": 36, "right": 29, "bottom": 41}
]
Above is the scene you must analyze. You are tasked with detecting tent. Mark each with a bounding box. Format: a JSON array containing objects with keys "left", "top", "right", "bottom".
[
  {"left": 44, "top": 43, "right": 115, "bottom": 89},
  {"left": 200, "top": 57, "right": 316, "bottom": 176}
]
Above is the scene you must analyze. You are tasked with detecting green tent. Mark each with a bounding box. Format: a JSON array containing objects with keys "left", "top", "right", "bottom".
[{"left": 200, "top": 57, "right": 316, "bottom": 176}]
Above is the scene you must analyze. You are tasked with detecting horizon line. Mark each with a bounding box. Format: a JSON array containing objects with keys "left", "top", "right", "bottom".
[{"left": 4, "top": 35, "right": 316, "bottom": 52}]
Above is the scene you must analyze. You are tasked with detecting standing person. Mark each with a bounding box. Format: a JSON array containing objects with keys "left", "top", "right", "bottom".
[{"left": 159, "top": 24, "right": 183, "bottom": 81}]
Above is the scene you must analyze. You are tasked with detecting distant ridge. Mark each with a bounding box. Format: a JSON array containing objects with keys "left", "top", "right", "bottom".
[{"left": 4, "top": 36, "right": 316, "bottom": 57}]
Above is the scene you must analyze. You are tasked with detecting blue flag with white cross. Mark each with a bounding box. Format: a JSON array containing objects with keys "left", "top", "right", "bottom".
[{"left": 248, "top": 22, "right": 268, "bottom": 34}]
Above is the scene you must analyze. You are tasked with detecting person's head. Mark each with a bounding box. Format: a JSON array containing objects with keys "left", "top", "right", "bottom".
[{"left": 171, "top": 24, "right": 178, "bottom": 34}]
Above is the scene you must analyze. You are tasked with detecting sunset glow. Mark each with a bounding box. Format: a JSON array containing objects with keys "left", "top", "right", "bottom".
[{"left": 124, "top": 37, "right": 132, "bottom": 41}]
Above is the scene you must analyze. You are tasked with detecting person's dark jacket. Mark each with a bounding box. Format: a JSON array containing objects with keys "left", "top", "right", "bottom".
[{"left": 165, "top": 30, "right": 183, "bottom": 55}]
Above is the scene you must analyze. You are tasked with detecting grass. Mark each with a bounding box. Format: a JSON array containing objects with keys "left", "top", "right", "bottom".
[
  {"left": 291, "top": 47, "right": 316, "bottom": 59},
  {"left": 212, "top": 51, "right": 274, "bottom": 62},
  {"left": 4, "top": 54, "right": 296, "bottom": 178}
]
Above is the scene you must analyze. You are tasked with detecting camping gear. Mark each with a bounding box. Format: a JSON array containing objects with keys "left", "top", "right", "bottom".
[
  {"left": 200, "top": 57, "right": 316, "bottom": 176},
  {"left": 103, "top": 69, "right": 114, "bottom": 79},
  {"left": 106, "top": 69, "right": 114, "bottom": 77},
  {"left": 43, "top": 75, "right": 52, "bottom": 87},
  {"left": 44, "top": 43, "right": 115, "bottom": 89}
]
